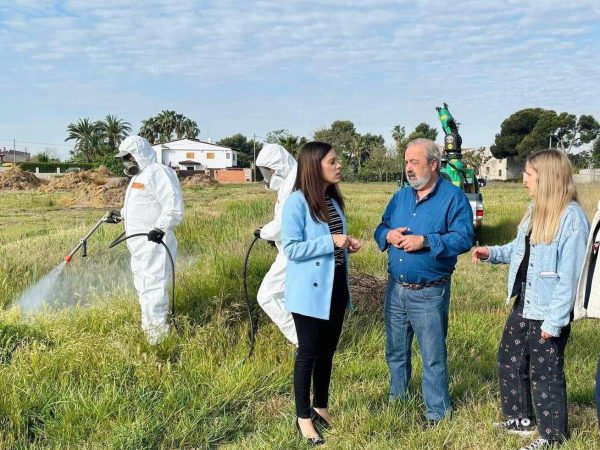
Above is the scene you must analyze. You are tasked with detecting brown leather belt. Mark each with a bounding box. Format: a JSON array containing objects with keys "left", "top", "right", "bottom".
[{"left": 399, "top": 276, "right": 450, "bottom": 290}]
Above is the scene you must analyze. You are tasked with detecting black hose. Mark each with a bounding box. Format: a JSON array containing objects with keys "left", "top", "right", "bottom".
[
  {"left": 108, "top": 232, "right": 176, "bottom": 320},
  {"left": 243, "top": 235, "right": 261, "bottom": 358}
]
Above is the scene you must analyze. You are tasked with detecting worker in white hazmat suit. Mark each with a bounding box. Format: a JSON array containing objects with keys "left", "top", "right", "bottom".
[
  {"left": 255, "top": 144, "right": 298, "bottom": 346},
  {"left": 112, "top": 135, "right": 184, "bottom": 345}
]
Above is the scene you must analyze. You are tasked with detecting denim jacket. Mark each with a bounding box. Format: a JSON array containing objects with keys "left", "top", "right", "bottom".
[{"left": 487, "top": 201, "right": 589, "bottom": 337}]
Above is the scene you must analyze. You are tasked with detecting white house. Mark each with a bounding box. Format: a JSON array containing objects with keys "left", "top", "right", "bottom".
[{"left": 151, "top": 139, "right": 237, "bottom": 171}]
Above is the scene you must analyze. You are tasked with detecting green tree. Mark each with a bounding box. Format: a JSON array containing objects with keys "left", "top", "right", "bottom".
[
  {"left": 462, "top": 147, "right": 492, "bottom": 175},
  {"left": 491, "top": 108, "right": 600, "bottom": 161},
  {"left": 65, "top": 118, "right": 108, "bottom": 163},
  {"left": 33, "top": 152, "right": 50, "bottom": 163},
  {"left": 93, "top": 153, "right": 125, "bottom": 176},
  {"left": 408, "top": 123, "right": 438, "bottom": 142},
  {"left": 217, "top": 133, "right": 262, "bottom": 169},
  {"left": 313, "top": 121, "right": 384, "bottom": 177},
  {"left": 265, "top": 129, "right": 307, "bottom": 157},
  {"left": 352, "top": 133, "right": 385, "bottom": 175},
  {"left": 139, "top": 110, "right": 200, "bottom": 144},
  {"left": 97, "top": 115, "right": 131, "bottom": 150},
  {"left": 391, "top": 125, "right": 406, "bottom": 153}
]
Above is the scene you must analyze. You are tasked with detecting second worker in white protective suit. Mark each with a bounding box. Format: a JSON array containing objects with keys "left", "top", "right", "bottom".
[
  {"left": 114, "top": 135, "right": 184, "bottom": 345},
  {"left": 256, "top": 144, "right": 298, "bottom": 346}
]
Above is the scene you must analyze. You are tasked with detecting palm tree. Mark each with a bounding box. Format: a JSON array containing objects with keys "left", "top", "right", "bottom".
[
  {"left": 97, "top": 115, "right": 131, "bottom": 150},
  {"left": 140, "top": 117, "right": 159, "bottom": 144},
  {"left": 181, "top": 118, "right": 199, "bottom": 139},
  {"left": 65, "top": 118, "right": 103, "bottom": 163},
  {"left": 139, "top": 111, "right": 200, "bottom": 144},
  {"left": 391, "top": 125, "right": 406, "bottom": 152}
]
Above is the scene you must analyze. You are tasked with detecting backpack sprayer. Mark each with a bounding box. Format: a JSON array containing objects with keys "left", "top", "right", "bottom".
[{"left": 64, "top": 210, "right": 177, "bottom": 318}]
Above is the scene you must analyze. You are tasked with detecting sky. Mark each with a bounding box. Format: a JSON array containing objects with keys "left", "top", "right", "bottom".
[{"left": 0, "top": 0, "right": 599, "bottom": 160}]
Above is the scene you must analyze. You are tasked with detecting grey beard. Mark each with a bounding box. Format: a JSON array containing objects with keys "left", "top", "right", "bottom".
[{"left": 408, "top": 170, "right": 432, "bottom": 190}]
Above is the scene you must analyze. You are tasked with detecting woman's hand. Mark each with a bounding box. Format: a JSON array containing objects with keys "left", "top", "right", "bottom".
[
  {"left": 332, "top": 234, "right": 349, "bottom": 249},
  {"left": 471, "top": 246, "right": 490, "bottom": 263},
  {"left": 331, "top": 234, "right": 350, "bottom": 248},
  {"left": 541, "top": 331, "right": 552, "bottom": 339},
  {"left": 348, "top": 236, "right": 361, "bottom": 254}
]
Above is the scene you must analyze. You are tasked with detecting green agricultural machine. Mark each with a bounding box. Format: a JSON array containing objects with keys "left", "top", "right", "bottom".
[
  {"left": 436, "top": 103, "right": 484, "bottom": 244},
  {"left": 398, "top": 103, "right": 485, "bottom": 244}
]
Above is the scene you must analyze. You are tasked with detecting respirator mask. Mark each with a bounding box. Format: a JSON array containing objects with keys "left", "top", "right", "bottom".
[
  {"left": 122, "top": 153, "right": 140, "bottom": 177},
  {"left": 258, "top": 166, "right": 276, "bottom": 189}
]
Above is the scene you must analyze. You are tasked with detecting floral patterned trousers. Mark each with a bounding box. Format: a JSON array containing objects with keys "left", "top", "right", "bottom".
[{"left": 497, "top": 295, "right": 570, "bottom": 442}]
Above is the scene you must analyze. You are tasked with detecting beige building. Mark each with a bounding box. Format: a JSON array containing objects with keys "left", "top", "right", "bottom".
[{"left": 478, "top": 147, "right": 523, "bottom": 181}]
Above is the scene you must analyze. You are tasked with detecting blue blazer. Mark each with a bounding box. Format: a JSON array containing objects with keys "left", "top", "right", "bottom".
[{"left": 282, "top": 190, "right": 351, "bottom": 320}]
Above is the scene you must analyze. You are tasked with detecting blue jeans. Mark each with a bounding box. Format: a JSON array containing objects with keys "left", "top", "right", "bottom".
[{"left": 384, "top": 276, "right": 451, "bottom": 420}]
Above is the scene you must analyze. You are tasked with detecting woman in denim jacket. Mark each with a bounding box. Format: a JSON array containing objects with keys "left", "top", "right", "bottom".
[{"left": 472, "top": 149, "right": 589, "bottom": 450}]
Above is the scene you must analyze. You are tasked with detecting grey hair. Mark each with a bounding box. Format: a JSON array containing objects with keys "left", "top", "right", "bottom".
[{"left": 407, "top": 138, "right": 441, "bottom": 170}]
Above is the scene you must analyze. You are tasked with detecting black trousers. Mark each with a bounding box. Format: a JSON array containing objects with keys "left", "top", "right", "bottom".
[
  {"left": 497, "top": 295, "right": 570, "bottom": 442},
  {"left": 292, "top": 264, "right": 349, "bottom": 419}
]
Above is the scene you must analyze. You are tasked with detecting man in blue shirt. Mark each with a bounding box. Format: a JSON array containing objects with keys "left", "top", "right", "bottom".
[{"left": 374, "top": 138, "right": 473, "bottom": 424}]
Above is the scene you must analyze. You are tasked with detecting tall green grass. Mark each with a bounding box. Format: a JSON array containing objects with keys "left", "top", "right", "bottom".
[{"left": 0, "top": 182, "right": 599, "bottom": 449}]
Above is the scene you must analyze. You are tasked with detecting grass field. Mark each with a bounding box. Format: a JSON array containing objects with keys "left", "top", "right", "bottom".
[{"left": 1, "top": 182, "right": 600, "bottom": 449}]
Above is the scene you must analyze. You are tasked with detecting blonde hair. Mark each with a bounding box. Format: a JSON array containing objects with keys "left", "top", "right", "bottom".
[{"left": 521, "top": 149, "right": 578, "bottom": 244}]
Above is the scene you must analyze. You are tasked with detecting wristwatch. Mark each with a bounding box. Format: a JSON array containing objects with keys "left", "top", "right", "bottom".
[{"left": 422, "top": 235, "right": 429, "bottom": 248}]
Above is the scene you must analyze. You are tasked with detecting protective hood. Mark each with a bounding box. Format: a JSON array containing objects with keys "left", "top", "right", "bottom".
[
  {"left": 256, "top": 144, "right": 296, "bottom": 179},
  {"left": 116, "top": 136, "right": 157, "bottom": 171}
]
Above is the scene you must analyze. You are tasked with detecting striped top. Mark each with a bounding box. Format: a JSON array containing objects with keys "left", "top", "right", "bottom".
[{"left": 326, "top": 197, "right": 345, "bottom": 266}]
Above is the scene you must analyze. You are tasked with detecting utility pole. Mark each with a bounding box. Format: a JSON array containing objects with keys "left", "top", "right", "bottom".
[
  {"left": 13, "top": 138, "right": 16, "bottom": 165},
  {"left": 253, "top": 133, "right": 256, "bottom": 182}
]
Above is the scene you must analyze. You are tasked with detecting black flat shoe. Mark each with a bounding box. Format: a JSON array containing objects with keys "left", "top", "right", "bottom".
[
  {"left": 296, "top": 419, "right": 325, "bottom": 446},
  {"left": 310, "top": 407, "right": 331, "bottom": 430}
]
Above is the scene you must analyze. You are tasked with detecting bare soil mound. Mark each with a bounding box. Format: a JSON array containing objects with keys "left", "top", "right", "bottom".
[
  {"left": 182, "top": 174, "right": 220, "bottom": 188},
  {"left": 40, "top": 166, "right": 114, "bottom": 192},
  {"left": 349, "top": 272, "right": 386, "bottom": 313},
  {"left": 0, "top": 166, "right": 44, "bottom": 190},
  {"left": 40, "top": 166, "right": 127, "bottom": 208}
]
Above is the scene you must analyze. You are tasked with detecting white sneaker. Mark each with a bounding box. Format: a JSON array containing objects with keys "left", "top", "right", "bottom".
[{"left": 493, "top": 417, "right": 536, "bottom": 436}]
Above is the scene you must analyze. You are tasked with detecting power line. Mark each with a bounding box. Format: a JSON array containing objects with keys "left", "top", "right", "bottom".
[{"left": 0, "top": 137, "right": 73, "bottom": 147}]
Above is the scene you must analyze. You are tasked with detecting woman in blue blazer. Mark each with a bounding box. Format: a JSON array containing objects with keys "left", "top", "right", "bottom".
[{"left": 282, "top": 141, "right": 361, "bottom": 446}]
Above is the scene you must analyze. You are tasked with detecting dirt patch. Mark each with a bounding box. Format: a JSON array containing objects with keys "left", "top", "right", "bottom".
[
  {"left": 0, "top": 166, "right": 45, "bottom": 190},
  {"left": 349, "top": 272, "right": 385, "bottom": 313},
  {"left": 62, "top": 177, "right": 128, "bottom": 208},
  {"left": 40, "top": 166, "right": 128, "bottom": 208},
  {"left": 181, "top": 174, "right": 220, "bottom": 188},
  {"left": 40, "top": 166, "right": 114, "bottom": 192}
]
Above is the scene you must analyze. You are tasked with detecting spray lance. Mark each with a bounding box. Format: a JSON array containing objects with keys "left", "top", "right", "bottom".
[
  {"left": 64, "top": 210, "right": 123, "bottom": 263},
  {"left": 243, "top": 227, "right": 276, "bottom": 358},
  {"left": 63, "top": 210, "right": 177, "bottom": 319}
]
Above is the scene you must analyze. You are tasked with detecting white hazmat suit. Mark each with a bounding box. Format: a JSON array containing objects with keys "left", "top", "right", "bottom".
[
  {"left": 117, "top": 136, "right": 184, "bottom": 344},
  {"left": 255, "top": 144, "right": 298, "bottom": 345}
]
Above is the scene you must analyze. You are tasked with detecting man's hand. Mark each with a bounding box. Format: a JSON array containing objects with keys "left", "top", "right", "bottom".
[
  {"left": 386, "top": 227, "right": 408, "bottom": 248},
  {"left": 148, "top": 228, "right": 165, "bottom": 243},
  {"left": 471, "top": 246, "right": 490, "bottom": 263},
  {"left": 103, "top": 209, "right": 122, "bottom": 224},
  {"left": 348, "top": 236, "right": 361, "bottom": 254},
  {"left": 397, "top": 234, "right": 426, "bottom": 252}
]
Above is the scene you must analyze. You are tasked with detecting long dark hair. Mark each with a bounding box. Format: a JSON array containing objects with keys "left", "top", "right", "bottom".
[{"left": 293, "top": 141, "right": 345, "bottom": 223}]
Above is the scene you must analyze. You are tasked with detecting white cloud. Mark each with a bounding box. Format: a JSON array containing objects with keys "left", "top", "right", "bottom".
[{"left": 0, "top": 0, "right": 598, "bottom": 150}]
